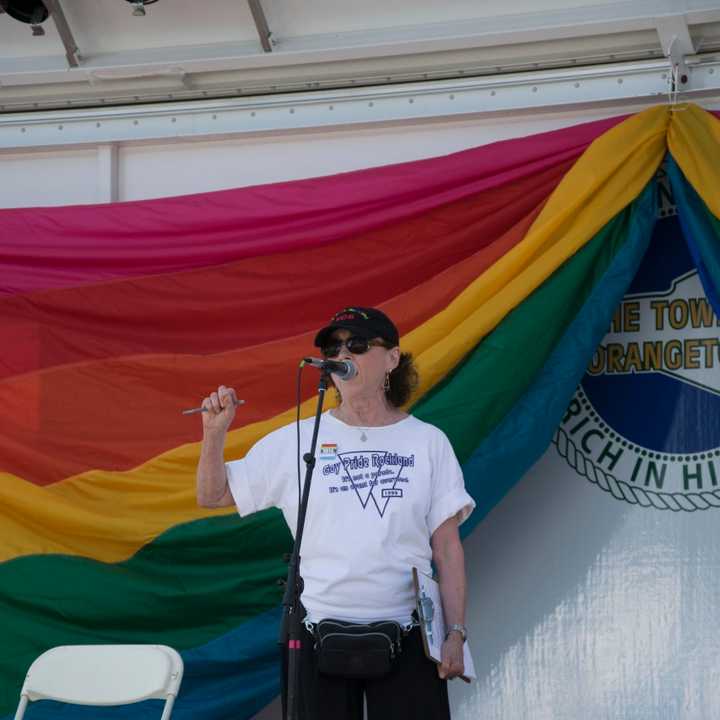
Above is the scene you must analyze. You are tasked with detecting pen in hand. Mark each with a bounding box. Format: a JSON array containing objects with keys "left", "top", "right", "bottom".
[{"left": 181, "top": 398, "right": 245, "bottom": 415}]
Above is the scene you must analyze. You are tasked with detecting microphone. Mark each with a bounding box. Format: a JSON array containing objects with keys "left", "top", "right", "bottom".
[{"left": 302, "top": 357, "right": 357, "bottom": 381}]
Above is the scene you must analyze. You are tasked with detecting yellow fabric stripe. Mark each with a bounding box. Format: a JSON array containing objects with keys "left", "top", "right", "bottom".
[
  {"left": 0, "top": 105, "right": 672, "bottom": 564},
  {"left": 667, "top": 103, "right": 720, "bottom": 219},
  {"left": 409, "top": 105, "right": 668, "bottom": 393},
  {"left": 0, "top": 407, "right": 317, "bottom": 564}
]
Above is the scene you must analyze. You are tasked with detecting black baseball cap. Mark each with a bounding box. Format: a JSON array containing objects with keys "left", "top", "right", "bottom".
[{"left": 314, "top": 307, "right": 400, "bottom": 348}]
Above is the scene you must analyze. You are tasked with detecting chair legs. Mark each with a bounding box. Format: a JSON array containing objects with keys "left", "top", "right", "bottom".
[{"left": 13, "top": 694, "right": 28, "bottom": 720}]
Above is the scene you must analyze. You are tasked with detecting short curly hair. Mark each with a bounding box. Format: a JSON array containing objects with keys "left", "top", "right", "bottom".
[
  {"left": 331, "top": 347, "right": 419, "bottom": 408},
  {"left": 385, "top": 351, "right": 419, "bottom": 407}
]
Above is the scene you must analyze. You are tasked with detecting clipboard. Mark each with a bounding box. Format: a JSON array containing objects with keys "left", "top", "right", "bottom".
[{"left": 412, "top": 567, "right": 476, "bottom": 681}]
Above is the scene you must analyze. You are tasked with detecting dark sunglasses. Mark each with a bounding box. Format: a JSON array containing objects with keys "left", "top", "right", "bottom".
[{"left": 320, "top": 336, "right": 389, "bottom": 358}]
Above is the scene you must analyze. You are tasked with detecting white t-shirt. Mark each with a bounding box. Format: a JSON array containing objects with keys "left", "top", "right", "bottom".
[{"left": 226, "top": 411, "right": 475, "bottom": 624}]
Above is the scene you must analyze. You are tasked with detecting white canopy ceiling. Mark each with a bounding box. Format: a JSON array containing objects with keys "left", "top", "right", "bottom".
[{"left": 1, "top": 0, "right": 719, "bottom": 112}]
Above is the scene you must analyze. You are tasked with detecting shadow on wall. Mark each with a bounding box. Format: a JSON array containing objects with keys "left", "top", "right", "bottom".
[{"left": 450, "top": 444, "right": 626, "bottom": 712}]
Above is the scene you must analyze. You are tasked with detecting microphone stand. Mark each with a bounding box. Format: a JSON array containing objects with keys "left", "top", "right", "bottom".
[{"left": 281, "top": 369, "right": 328, "bottom": 720}]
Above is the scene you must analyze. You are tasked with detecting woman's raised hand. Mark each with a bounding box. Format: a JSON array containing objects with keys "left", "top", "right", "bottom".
[{"left": 201, "top": 385, "right": 239, "bottom": 433}]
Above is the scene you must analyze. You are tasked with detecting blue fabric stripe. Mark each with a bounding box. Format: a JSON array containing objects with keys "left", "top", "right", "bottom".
[
  {"left": 459, "top": 178, "right": 657, "bottom": 537},
  {"left": 7, "top": 607, "right": 282, "bottom": 720},
  {"left": 666, "top": 155, "right": 720, "bottom": 318}
]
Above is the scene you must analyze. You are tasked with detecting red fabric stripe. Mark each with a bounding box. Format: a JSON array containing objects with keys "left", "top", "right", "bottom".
[
  {"left": 0, "top": 204, "right": 541, "bottom": 485},
  {"left": 0, "top": 161, "right": 570, "bottom": 380},
  {"left": 0, "top": 115, "right": 626, "bottom": 296}
]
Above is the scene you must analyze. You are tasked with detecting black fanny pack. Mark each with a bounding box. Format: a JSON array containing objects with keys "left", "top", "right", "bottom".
[{"left": 313, "top": 619, "right": 404, "bottom": 679}]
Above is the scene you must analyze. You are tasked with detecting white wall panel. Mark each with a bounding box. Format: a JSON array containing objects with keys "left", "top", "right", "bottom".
[
  {"left": 116, "top": 104, "right": 652, "bottom": 200},
  {"left": 0, "top": 148, "right": 98, "bottom": 208},
  {"left": 4, "top": 98, "right": 719, "bottom": 209},
  {"left": 451, "top": 446, "right": 720, "bottom": 720}
]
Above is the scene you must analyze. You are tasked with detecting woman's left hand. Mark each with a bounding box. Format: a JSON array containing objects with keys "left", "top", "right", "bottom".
[{"left": 437, "top": 633, "right": 465, "bottom": 680}]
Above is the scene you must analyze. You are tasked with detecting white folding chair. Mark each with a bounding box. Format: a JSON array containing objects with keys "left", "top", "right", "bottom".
[{"left": 14, "top": 644, "right": 183, "bottom": 720}]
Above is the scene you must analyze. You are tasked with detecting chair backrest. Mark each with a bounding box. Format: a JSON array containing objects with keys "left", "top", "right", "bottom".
[{"left": 15, "top": 645, "right": 183, "bottom": 720}]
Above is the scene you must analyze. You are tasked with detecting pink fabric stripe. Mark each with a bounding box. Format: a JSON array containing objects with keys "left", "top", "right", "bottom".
[{"left": 0, "top": 114, "right": 628, "bottom": 296}]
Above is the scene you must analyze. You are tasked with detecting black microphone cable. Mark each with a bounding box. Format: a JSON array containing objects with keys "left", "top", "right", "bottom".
[{"left": 295, "top": 361, "right": 304, "bottom": 508}]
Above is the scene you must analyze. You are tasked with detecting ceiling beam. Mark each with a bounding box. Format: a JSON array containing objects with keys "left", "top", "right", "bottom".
[
  {"left": 1, "top": 4, "right": 719, "bottom": 83},
  {"left": 1, "top": 58, "right": 720, "bottom": 152},
  {"left": 45, "top": 0, "right": 80, "bottom": 67},
  {"left": 247, "top": 0, "right": 272, "bottom": 53},
  {"left": 0, "top": 1, "right": 719, "bottom": 111}
]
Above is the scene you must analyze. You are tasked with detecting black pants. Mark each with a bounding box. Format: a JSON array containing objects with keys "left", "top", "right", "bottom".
[{"left": 281, "top": 624, "right": 450, "bottom": 720}]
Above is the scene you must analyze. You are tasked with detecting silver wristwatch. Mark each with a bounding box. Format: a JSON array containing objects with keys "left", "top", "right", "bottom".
[{"left": 445, "top": 623, "right": 468, "bottom": 642}]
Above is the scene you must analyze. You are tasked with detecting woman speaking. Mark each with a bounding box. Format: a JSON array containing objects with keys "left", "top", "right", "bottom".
[{"left": 196, "top": 306, "right": 475, "bottom": 720}]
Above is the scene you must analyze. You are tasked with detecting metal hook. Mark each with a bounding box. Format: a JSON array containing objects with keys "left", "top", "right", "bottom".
[{"left": 665, "top": 35, "right": 688, "bottom": 112}]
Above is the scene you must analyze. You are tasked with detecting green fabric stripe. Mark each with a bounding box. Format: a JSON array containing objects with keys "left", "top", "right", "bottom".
[
  {"left": 412, "top": 202, "right": 636, "bottom": 460},
  {"left": 0, "top": 511, "right": 290, "bottom": 715},
  {"left": 459, "top": 180, "right": 655, "bottom": 531}
]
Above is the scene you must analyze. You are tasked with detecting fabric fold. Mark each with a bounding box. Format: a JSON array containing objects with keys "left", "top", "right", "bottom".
[
  {"left": 666, "top": 155, "right": 720, "bottom": 317},
  {"left": 0, "top": 116, "right": 624, "bottom": 296},
  {"left": 667, "top": 103, "right": 720, "bottom": 221},
  {"left": 0, "top": 164, "right": 564, "bottom": 380},
  {"left": 456, "top": 179, "right": 656, "bottom": 531}
]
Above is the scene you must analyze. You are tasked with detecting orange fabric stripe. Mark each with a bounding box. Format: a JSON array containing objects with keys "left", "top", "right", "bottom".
[{"left": 1, "top": 203, "right": 543, "bottom": 486}]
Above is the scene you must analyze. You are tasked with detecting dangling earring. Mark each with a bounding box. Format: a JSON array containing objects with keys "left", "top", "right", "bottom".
[{"left": 383, "top": 371, "right": 391, "bottom": 392}]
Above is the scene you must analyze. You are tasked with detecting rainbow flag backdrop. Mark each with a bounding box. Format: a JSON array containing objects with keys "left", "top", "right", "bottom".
[{"left": 1, "top": 103, "right": 720, "bottom": 719}]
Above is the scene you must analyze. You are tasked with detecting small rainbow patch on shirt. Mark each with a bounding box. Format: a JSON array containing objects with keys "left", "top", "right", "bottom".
[{"left": 320, "top": 443, "right": 337, "bottom": 459}]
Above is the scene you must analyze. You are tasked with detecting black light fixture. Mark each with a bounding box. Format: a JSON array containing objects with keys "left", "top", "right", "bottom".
[
  {"left": 0, "top": 0, "right": 49, "bottom": 35},
  {"left": 124, "top": 0, "right": 158, "bottom": 17}
]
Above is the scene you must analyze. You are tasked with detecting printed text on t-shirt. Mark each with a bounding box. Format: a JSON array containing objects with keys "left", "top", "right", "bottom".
[{"left": 322, "top": 450, "right": 414, "bottom": 517}]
